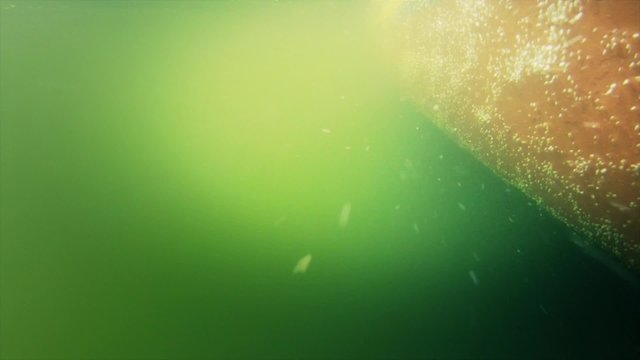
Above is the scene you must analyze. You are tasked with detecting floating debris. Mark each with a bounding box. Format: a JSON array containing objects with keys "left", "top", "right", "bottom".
[
  {"left": 508, "top": 216, "right": 515, "bottom": 223},
  {"left": 539, "top": 304, "right": 549, "bottom": 315},
  {"left": 404, "top": 158, "right": 414, "bottom": 169},
  {"left": 582, "top": 121, "right": 600, "bottom": 129},
  {"left": 321, "top": 128, "right": 331, "bottom": 134},
  {"left": 412, "top": 222, "right": 420, "bottom": 234},
  {"left": 603, "top": 82, "right": 617, "bottom": 96},
  {"left": 609, "top": 200, "right": 631, "bottom": 212},
  {"left": 273, "top": 215, "right": 288, "bottom": 227},
  {"left": 339, "top": 202, "right": 352, "bottom": 228},
  {"left": 472, "top": 252, "right": 480, "bottom": 262},
  {"left": 293, "top": 254, "right": 312, "bottom": 275},
  {"left": 469, "top": 270, "right": 479, "bottom": 286},
  {"left": 565, "top": 35, "right": 583, "bottom": 46},
  {"left": 457, "top": 203, "right": 466, "bottom": 211}
]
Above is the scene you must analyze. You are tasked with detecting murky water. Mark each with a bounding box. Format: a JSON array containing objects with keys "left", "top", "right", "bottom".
[{"left": 1, "top": 1, "right": 638, "bottom": 359}]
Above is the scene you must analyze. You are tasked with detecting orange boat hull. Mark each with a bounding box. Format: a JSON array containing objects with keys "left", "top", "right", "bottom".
[{"left": 378, "top": 0, "right": 640, "bottom": 271}]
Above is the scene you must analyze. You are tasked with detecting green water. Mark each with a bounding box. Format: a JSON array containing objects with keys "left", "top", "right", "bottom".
[{"left": 1, "top": 1, "right": 638, "bottom": 359}]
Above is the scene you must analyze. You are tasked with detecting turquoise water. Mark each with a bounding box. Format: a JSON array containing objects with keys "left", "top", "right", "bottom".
[{"left": 1, "top": 1, "right": 638, "bottom": 359}]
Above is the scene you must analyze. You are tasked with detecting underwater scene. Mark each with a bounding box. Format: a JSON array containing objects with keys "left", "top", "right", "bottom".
[{"left": 1, "top": 1, "right": 639, "bottom": 359}]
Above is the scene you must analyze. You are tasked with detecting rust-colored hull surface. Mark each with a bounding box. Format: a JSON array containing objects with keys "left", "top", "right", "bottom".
[{"left": 378, "top": 0, "right": 640, "bottom": 271}]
